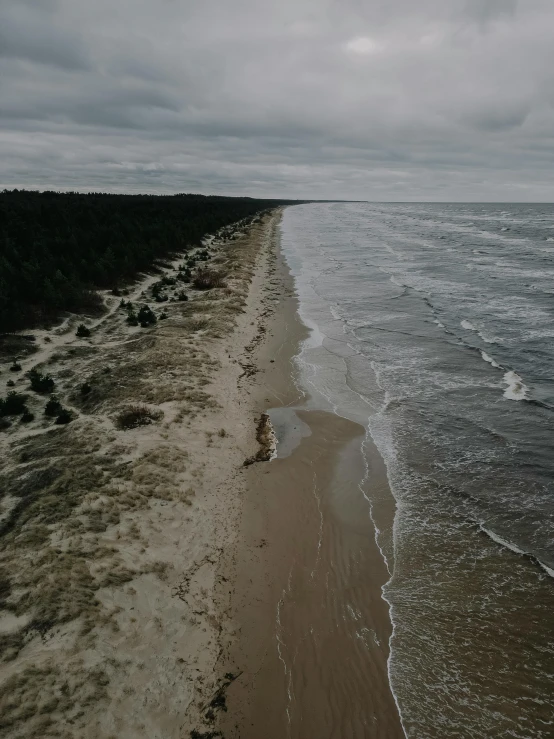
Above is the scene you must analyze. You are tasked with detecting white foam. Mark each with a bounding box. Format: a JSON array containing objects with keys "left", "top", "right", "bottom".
[
  {"left": 503, "top": 371, "right": 530, "bottom": 401},
  {"left": 461, "top": 319, "right": 499, "bottom": 344},
  {"left": 480, "top": 526, "right": 554, "bottom": 579},
  {"left": 479, "top": 525, "right": 526, "bottom": 555},
  {"left": 481, "top": 351, "right": 501, "bottom": 369}
]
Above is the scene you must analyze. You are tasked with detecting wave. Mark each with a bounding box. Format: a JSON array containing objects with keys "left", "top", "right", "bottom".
[
  {"left": 481, "top": 351, "right": 501, "bottom": 369},
  {"left": 479, "top": 525, "right": 554, "bottom": 579},
  {"left": 461, "top": 319, "right": 498, "bottom": 344},
  {"left": 503, "top": 370, "right": 529, "bottom": 401}
]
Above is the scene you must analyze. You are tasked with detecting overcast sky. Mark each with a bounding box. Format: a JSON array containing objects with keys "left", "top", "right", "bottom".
[{"left": 1, "top": 0, "right": 554, "bottom": 200}]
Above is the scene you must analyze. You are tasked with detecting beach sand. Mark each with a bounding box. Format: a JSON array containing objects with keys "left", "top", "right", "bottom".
[
  {"left": 218, "top": 230, "right": 404, "bottom": 738},
  {"left": 0, "top": 208, "right": 403, "bottom": 738}
]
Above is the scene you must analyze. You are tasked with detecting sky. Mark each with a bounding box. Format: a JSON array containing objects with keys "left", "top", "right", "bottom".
[{"left": 1, "top": 0, "right": 554, "bottom": 201}]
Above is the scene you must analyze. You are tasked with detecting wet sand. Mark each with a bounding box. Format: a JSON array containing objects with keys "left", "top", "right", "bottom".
[{"left": 220, "top": 237, "right": 404, "bottom": 738}]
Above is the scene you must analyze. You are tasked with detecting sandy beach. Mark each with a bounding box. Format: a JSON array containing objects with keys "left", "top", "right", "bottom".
[{"left": 0, "top": 208, "right": 402, "bottom": 738}]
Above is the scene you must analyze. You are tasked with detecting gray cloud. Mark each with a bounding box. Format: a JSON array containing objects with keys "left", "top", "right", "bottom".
[{"left": 1, "top": 0, "right": 554, "bottom": 200}]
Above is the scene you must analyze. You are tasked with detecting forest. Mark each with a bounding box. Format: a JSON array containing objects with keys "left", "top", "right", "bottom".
[{"left": 0, "top": 190, "right": 299, "bottom": 332}]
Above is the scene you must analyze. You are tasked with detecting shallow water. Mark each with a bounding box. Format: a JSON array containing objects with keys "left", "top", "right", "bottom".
[{"left": 280, "top": 202, "right": 554, "bottom": 738}]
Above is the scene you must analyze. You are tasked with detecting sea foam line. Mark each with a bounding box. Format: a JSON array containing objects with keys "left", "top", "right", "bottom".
[
  {"left": 503, "top": 370, "right": 530, "bottom": 401},
  {"left": 479, "top": 525, "right": 554, "bottom": 579}
]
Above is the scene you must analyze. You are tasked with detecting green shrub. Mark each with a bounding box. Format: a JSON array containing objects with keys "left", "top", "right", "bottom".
[
  {"left": 76, "top": 323, "right": 91, "bottom": 337},
  {"left": 10, "top": 360, "right": 21, "bottom": 372},
  {"left": 6, "top": 380, "right": 15, "bottom": 387},
  {"left": 28, "top": 369, "right": 55, "bottom": 393},
  {"left": 55, "top": 409, "right": 72, "bottom": 425},
  {"left": 177, "top": 291, "right": 188, "bottom": 301},
  {"left": 21, "top": 410, "right": 35, "bottom": 423},
  {"left": 44, "top": 396, "right": 63, "bottom": 417},
  {"left": 0, "top": 391, "right": 29, "bottom": 416},
  {"left": 137, "top": 305, "right": 156, "bottom": 327}
]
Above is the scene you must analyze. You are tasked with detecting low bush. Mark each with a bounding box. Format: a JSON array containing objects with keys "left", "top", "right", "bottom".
[
  {"left": 193, "top": 268, "right": 226, "bottom": 290},
  {"left": 80, "top": 382, "right": 92, "bottom": 396},
  {"left": 44, "top": 396, "right": 63, "bottom": 417},
  {"left": 137, "top": 305, "right": 156, "bottom": 327},
  {"left": 10, "top": 360, "right": 21, "bottom": 372},
  {"left": 115, "top": 404, "right": 162, "bottom": 430},
  {"left": 6, "top": 380, "right": 15, "bottom": 387},
  {"left": 55, "top": 409, "right": 72, "bottom": 424},
  {"left": 0, "top": 391, "right": 28, "bottom": 416},
  {"left": 177, "top": 291, "right": 188, "bottom": 301},
  {"left": 21, "top": 410, "right": 35, "bottom": 423},
  {"left": 28, "top": 368, "right": 55, "bottom": 393},
  {"left": 76, "top": 323, "right": 91, "bottom": 338}
]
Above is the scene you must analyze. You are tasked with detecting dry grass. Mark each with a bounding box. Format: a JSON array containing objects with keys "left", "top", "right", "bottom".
[
  {"left": 193, "top": 268, "right": 227, "bottom": 290},
  {"left": 115, "top": 404, "right": 163, "bottom": 430},
  {"left": 0, "top": 211, "right": 277, "bottom": 737}
]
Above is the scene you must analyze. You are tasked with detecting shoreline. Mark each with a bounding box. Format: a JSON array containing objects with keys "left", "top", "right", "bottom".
[{"left": 219, "top": 217, "right": 405, "bottom": 737}]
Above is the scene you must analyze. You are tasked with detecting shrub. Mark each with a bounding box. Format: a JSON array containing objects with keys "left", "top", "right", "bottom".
[
  {"left": 28, "top": 368, "right": 55, "bottom": 393},
  {"left": 126, "top": 312, "right": 139, "bottom": 326},
  {"left": 76, "top": 323, "right": 91, "bottom": 338},
  {"left": 44, "top": 396, "right": 63, "bottom": 417},
  {"left": 6, "top": 380, "right": 15, "bottom": 387},
  {"left": 119, "top": 298, "right": 127, "bottom": 308},
  {"left": 160, "top": 311, "right": 168, "bottom": 320},
  {"left": 115, "top": 404, "right": 162, "bottom": 430},
  {"left": 55, "top": 409, "right": 72, "bottom": 425},
  {"left": 21, "top": 410, "right": 35, "bottom": 423},
  {"left": 80, "top": 382, "right": 92, "bottom": 396},
  {"left": 154, "top": 293, "right": 168, "bottom": 303},
  {"left": 193, "top": 268, "right": 226, "bottom": 290},
  {"left": 0, "top": 391, "right": 28, "bottom": 416},
  {"left": 0, "top": 418, "right": 11, "bottom": 431},
  {"left": 177, "top": 291, "right": 188, "bottom": 301},
  {"left": 10, "top": 360, "right": 21, "bottom": 372},
  {"left": 137, "top": 305, "right": 156, "bottom": 327}
]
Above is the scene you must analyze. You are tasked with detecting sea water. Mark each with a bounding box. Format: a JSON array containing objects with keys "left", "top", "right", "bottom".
[{"left": 280, "top": 202, "right": 554, "bottom": 737}]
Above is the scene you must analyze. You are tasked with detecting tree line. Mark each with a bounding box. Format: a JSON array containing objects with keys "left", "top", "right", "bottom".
[{"left": 0, "top": 190, "right": 300, "bottom": 332}]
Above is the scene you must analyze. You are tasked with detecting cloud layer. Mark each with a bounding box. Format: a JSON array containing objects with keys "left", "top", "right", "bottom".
[{"left": 2, "top": 0, "right": 554, "bottom": 200}]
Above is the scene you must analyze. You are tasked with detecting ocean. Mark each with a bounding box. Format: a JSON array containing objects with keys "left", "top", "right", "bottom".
[{"left": 279, "top": 202, "right": 554, "bottom": 738}]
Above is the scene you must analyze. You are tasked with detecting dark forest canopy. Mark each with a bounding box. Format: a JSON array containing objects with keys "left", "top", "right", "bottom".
[{"left": 0, "top": 190, "right": 301, "bottom": 332}]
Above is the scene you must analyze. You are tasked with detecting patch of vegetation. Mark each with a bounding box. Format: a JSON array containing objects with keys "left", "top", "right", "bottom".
[
  {"left": 28, "top": 368, "right": 55, "bottom": 393},
  {"left": 115, "top": 404, "right": 163, "bottom": 430},
  {"left": 193, "top": 268, "right": 227, "bottom": 290},
  {"left": 76, "top": 323, "right": 91, "bottom": 337},
  {"left": 44, "top": 396, "right": 63, "bottom": 417},
  {"left": 137, "top": 305, "right": 157, "bottom": 327},
  {"left": 10, "top": 360, "right": 21, "bottom": 372},
  {"left": 21, "top": 410, "right": 35, "bottom": 423},
  {"left": 55, "top": 409, "right": 72, "bottom": 425},
  {"left": 177, "top": 290, "right": 189, "bottom": 301},
  {"left": 0, "top": 391, "right": 28, "bottom": 417}
]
